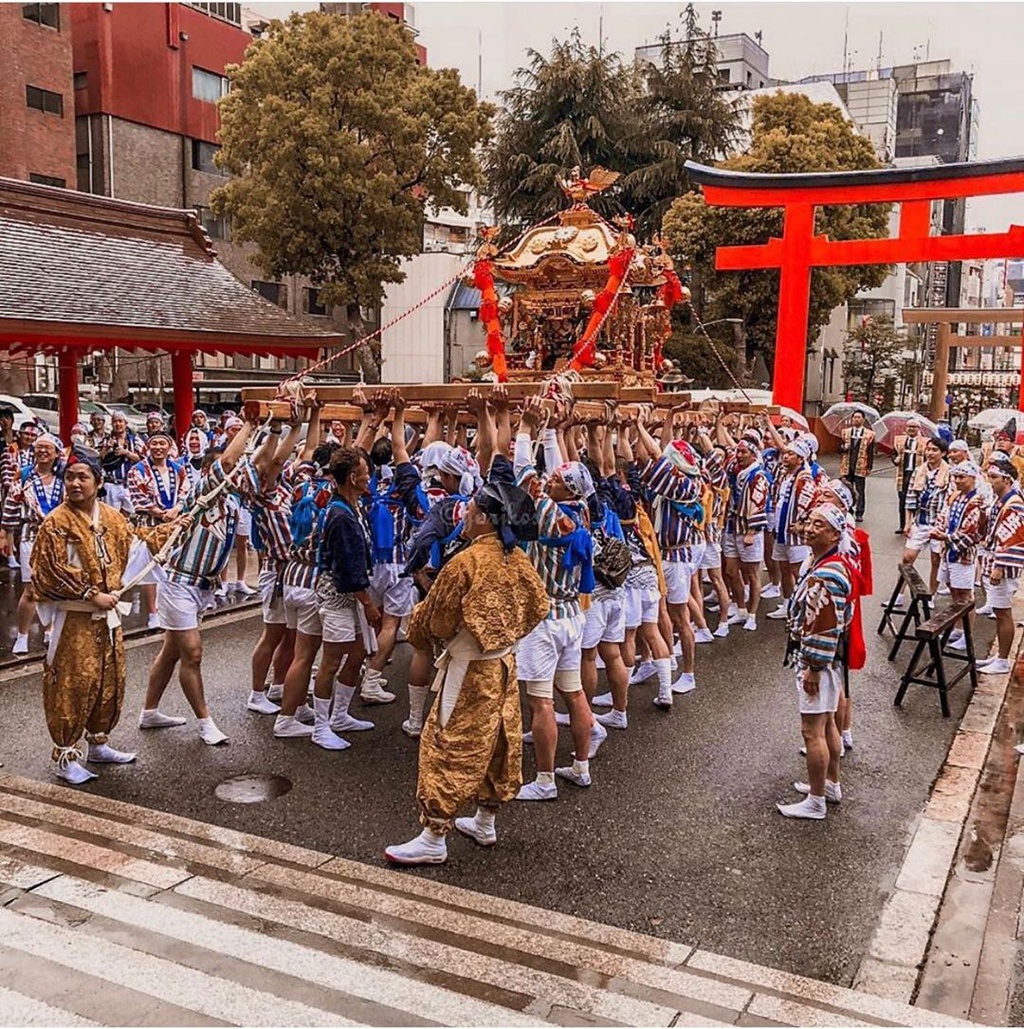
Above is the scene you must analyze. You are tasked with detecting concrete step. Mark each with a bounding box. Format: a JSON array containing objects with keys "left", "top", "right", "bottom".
[{"left": 0, "top": 773, "right": 974, "bottom": 1027}]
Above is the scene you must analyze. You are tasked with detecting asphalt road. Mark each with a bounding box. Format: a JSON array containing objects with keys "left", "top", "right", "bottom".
[{"left": 0, "top": 466, "right": 991, "bottom": 987}]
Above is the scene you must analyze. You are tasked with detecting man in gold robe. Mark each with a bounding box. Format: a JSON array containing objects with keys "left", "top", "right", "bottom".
[
  {"left": 31, "top": 449, "right": 180, "bottom": 785},
  {"left": 385, "top": 481, "right": 549, "bottom": 866}
]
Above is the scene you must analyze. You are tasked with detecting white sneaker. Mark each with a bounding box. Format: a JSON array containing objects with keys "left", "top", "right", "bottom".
[
  {"left": 295, "top": 703, "right": 315, "bottom": 725},
  {"left": 360, "top": 680, "right": 396, "bottom": 705},
  {"left": 629, "top": 660, "right": 656, "bottom": 684},
  {"left": 588, "top": 720, "right": 608, "bottom": 757},
  {"left": 596, "top": 708, "right": 627, "bottom": 730},
  {"left": 455, "top": 816, "right": 497, "bottom": 847},
  {"left": 766, "top": 604, "right": 788, "bottom": 620},
  {"left": 693, "top": 627, "right": 714, "bottom": 644},
  {"left": 198, "top": 718, "right": 229, "bottom": 746},
  {"left": 727, "top": 609, "right": 748, "bottom": 626},
  {"left": 841, "top": 730, "right": 854, "bottom": 750},
  {"left": 147, "top": 613, "right": 160, "bottom": 630},
  {"left": 673, "top": 640, "right": 683, "bottom": 657},
  {"left": 976, "top": 604, "right": 993, "bottom": 616},
  {"left": 138, "top": 709, "right": 186, "bottom": 729},
  {"left": 979, "top": 657, "right": 1012, "bottom": 675},
  {"left": 247, "top": 690, "right": 280, "bottom": 715},
  {"left": 214, "top": 585, "right": 228, "bottom": 599},
  {"left": 86, "top": 742, "right": 136, "bottom": 764},
  {"left": 11, "top": 634, "right": 29, "bottom": 655},
  {"left": 522, "top": 730, "right": 534, "bottom": 745},
  {"left": 554, "top": 711, "right": 571, "bottom": 726},
  {"left": 401, "top": 719, "right": 422, "bottom": 739},
  {"left": 653, "top": 690, "right": 673, "bottom": 710},
  {"left": 892, "top": 593, "right": 906, "bottom": 608},
  {"left": 947, "top": 636, "right": 968, "bottom": 653},
  {"left": 714, "top": 622, "right": 730, "bottom": 638},
  {"left": 936, "top": 584, "right": 951, "bottom": 596},
  {"left": 516, "top": 780, "right": 557, "bottom": 801},
  {"left": 384, "top": 830, "right": 447, "bottom": 865},
  {"left": 794, "top": 780, "right": 842, "bottom": 803},
  {"left": 743, "top": 616, "right": 757, "bottom": 632},
  {"left": 555, "top": 765, "right": 592, "bottom": 787},
  {"left": 7, "top": 554, "right": 17, "bottom": 570},
  {"left": 330, "top": 711, "right": 374, "bottom": 733},
  {"left": 311, "top": 725, "right": 350, "bottom": 750},
  {"left": 273, "top": 714, "right": 313, "bottom": 738},
  {"left": 234, "top": 581, "right": 257, "bottom": 598},
  {"left": 761, "top": 583, "right": 782, "bottom": 599},
  {"left": 591, "top": 691, "right": 613, "bottom": 707},
  {"left": 267, "top": 683, "right": 284, "bottom": 702},
  {"left": 671, "top": 672, "right": 696, "bottom": 695}
]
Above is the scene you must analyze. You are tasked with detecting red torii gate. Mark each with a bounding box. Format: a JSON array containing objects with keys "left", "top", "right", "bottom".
[{"left": 683, "top": 156, "right": 1024, "bottom": 414}]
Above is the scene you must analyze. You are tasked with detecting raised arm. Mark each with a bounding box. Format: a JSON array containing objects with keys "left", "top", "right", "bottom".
[
  {"left": 355, "top": 391, "right": 390, "bottom": 453},
  {"left": 220, "top": 415, "right": 255, "bottom": 473},
  {"left": 299, "top": 397, "right": 322, "bottom": 463},
  {"left": 391, "top": 391, "right": 411, "bottom": 465},
  {"left": 468, "top": 388, "right": 495, "bottom": 473}
]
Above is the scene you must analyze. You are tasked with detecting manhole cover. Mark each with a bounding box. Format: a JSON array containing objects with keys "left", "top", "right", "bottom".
[{"left": 214, "top": 774, "right": 292, "bottom": 804}]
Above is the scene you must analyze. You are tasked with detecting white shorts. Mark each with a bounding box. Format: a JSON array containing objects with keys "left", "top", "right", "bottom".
[
  {"left": 259, "top": 567, "right": 287, "bottom": 625},
  {"left": 236, "top": 507, "right": 252, "bottom": 538},
  {"left": 796, "top": 665, "right": 842, "bottom": 715},
  {"left": 624, "top": 585, "right": 661, "bottom": 628},
  {"left": 663, "top": 558, "right": 698, "bottom": 606},
  {"left": 699, "top": 542, "right": 722, "bottom": 570},
  {"left": 19, "top": 538, "right": 32, "bottom": 582},
  {"left": 582, "top": 592, "right": 627, "bottom": 648},
  {"left": 984, "top": 576, "right": 1019, "bottom": 610},
  {"left": 104, "top": 482, "right": 134, "bottom": 515},
  {"left": 319, "top": 594, "right": 361, "bottom": 645},
  {"left": 906, "top": 523, "right": 942, "bottom": 555},
  {"left": 156, "top": 579, "right": 215, "bottom": 632},
  {"left": 284, "top": 584, "right": 322, "bottom": 637},
  {"left": 766, "top": 510, "right": 779, "bottom": 534},
  {"left": 369, "top": 563, "right": 416, "bottom": 618},
  {"left": 723, "top": 530, "right": 765, "bottom": 564},
  {"left": 772, "top": 542, "right": 810, "bottom": 566},
  {"left": 938, "top": 560, "right": 976, "bottom": 592},
  {"left": 518, "top": 613, "right": 586, "bottom": 698}
]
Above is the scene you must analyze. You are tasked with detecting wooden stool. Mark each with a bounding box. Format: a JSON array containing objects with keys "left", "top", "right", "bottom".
[
  {"left": 878, "top": 564, "right": 933, "bottom": 662},
  {"left": 893, "top": 599, "right": 978, "bottom": 717}
]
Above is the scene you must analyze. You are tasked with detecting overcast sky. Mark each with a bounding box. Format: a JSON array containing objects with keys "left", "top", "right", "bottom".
[{"left": 252, "top": 1, "right": 1024, "bottom": 233}]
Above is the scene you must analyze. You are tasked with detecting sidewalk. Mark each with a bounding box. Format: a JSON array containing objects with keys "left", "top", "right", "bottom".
[{"left": 0, "top": 773, "right": 973, "bottom": 1027}]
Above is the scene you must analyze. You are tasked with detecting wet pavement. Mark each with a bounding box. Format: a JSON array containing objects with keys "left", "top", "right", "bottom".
[{"left": 0, "top": 467, "right": 994, "bottom": 989}]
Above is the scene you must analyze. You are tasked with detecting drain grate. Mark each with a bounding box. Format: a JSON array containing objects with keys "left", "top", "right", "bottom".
[{"left": 214, "top": 774, "right": 292, "bottom": 804}]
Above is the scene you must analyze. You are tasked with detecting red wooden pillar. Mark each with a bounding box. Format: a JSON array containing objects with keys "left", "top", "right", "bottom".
[
  {"left": 57, "top": 348, "right": 79, "bottom": 444},
  {"left": 771, "top": 203, "right": 815, "bottom": 413},
  {"left": 171, "top": 349, "right": 194, "bottom": 440}
]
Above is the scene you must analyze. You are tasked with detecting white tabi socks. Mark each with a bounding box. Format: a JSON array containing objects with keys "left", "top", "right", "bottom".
[
  {"left": 330, "top": 683, "right": 374, "bottom": 733},
  {"left": 311, "top": 697, "right": 349, "bottom": 750},
  {"left": 403, "top": 683, "right": 429, "bottom": 738}
]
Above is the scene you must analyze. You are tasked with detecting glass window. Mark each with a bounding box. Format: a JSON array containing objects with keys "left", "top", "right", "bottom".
[
  {"left": 28, "top": 173, "right": 66, "bottom": 188},
  {"left": 25, "top": 85, "right": 63, "bottom": 117},
  {"left": 192, "top": 66, "right": 230, "bottom": 103},
  {"left": 194, "top": 205, "right": 231, "bottom": 241},
  {"left": 73, "top": 71, "right": 87, "bottom": 90},
  {"left": 190, "top": 139, "right": 226, "bottom": 175},
  {"left": 252, "top": 281, "right": 285, "bottom": 307},
  {"left": 22, "top": 4, "right": 59, "bottom": 29},
  {"left": 305, "top": 288, "right": 328, "bottom": 317}
]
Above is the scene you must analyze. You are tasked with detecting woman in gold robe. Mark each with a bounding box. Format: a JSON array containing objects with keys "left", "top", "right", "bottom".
[
  {"left": 31, "top": 450, "right": 178, "bottom": 785},
  {"left": 385, "top": 481, "right": 549, "bottom": 866}
]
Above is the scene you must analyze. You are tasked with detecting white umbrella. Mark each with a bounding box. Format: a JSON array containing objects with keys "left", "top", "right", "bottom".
[
  {"left": 776, "top": 406, "right": 809, "bottom": 431},
  {"left": 870, "top": 412, "right": 939, "bottom": 452},
  {"left": 822, "top": 401, "right": 881, "bottom": 436},
  {"left": 967, "top": 408, "right": 1022, "bottom": 435}
]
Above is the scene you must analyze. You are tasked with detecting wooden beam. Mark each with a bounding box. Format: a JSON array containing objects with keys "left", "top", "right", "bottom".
[
  {"left": 240, "top": 382, "right": 626, "bottom": 404},
  {"left": 902, "top": 308, "right": 1024, "bottom": 325},
  {"left": 930, "top": 323, "right": 951, "bottom": 422},
  {"left": 948, "top": 335, "right": 1024, "bottom": 347}
]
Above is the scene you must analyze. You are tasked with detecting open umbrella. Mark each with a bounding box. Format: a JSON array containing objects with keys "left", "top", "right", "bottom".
[
  {"left": 870, "top": 412, "right": 939, "bottom": 453},
  {"left": 822, "top": 401, "right": 881, "bottom": 436},
  {"left": 774, "top": 406, "right": 809, "bottom": 431},
  {"left": 967, "top": 408, "right": 1023, "bottom": 436}
]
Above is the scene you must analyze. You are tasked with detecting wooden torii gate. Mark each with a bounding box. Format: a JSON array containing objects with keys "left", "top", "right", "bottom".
[
  {"left": 683, "top": 156, "right": 1024, "bottom": 413},
  {"left": 902, "top": 307, "right": 1024, "bottom": 420}
]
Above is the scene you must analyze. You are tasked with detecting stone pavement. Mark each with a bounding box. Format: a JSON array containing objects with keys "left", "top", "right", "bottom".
[{"left": 0, "top": 773, "right": 975, "bottom": 1027}]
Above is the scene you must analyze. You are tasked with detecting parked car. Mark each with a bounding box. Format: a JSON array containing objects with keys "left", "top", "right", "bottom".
[
  {"left": 0, "top": 394, "right": 51, "bottom": 432},
  {"left": 23, "top": 394, "right": 113, "bottom": 433}
]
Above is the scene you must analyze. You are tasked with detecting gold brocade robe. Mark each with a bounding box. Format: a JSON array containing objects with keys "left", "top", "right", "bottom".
[
  {"left": 31, "top": 501, "right": 171, "bottom": 758},
  {"left": 408, "top": 533, "right": 549, "bottom": 832}
]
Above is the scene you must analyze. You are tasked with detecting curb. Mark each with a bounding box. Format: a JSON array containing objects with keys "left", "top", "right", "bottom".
[{"left": 854, "top": 594, "right": 1024, "bottom": 1008}]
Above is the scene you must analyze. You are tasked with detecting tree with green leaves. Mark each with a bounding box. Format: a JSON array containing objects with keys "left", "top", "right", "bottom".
[
  {"left": 484, "top": 6, "right": 739, "bottom": 238},
  {"left": 661, "top": 91, "right": 890, "bottom": 373},
  {"left": 211, "top": 10, "right": 493, "bottom": 380},
  {"left": 842, "top": 315, "right": 906, "bottom": 410}
]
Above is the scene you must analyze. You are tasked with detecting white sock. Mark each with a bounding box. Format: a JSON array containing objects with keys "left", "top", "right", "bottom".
[
  {"left": 333, "top": 683, "right": 355, "bottom": 719},
  {"left": 537, "top": 771, "right": 555, "bottom": 786},
  {"left": 806, "top": 794, "right": 826, "bottom": 813},
  {"left": 421, "top": 827, "right": 444, "bottom": 845},
  {"left": 408, "top": 684, "right": 428, "bottom": 725},
  {"left": 572, "top": 759, "right": 589, "bottom": 778},
  {"left": 654, "top": 657, "right": 672, "bottom": 692},
  {"left": 313, "top": 696, "right": 331, "bottom": 722},
  {"left": 475, "top": 807, "right": 496, "bottom": 831}
]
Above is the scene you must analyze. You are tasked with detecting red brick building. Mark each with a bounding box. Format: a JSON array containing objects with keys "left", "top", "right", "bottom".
[{"left": 0, "top": 3, "right": 76, "bottom": 188}]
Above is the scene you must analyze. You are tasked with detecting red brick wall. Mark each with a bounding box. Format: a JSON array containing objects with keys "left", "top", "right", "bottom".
[{"left": 0, "top": 3, "right": 76, "bottom": 185}]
